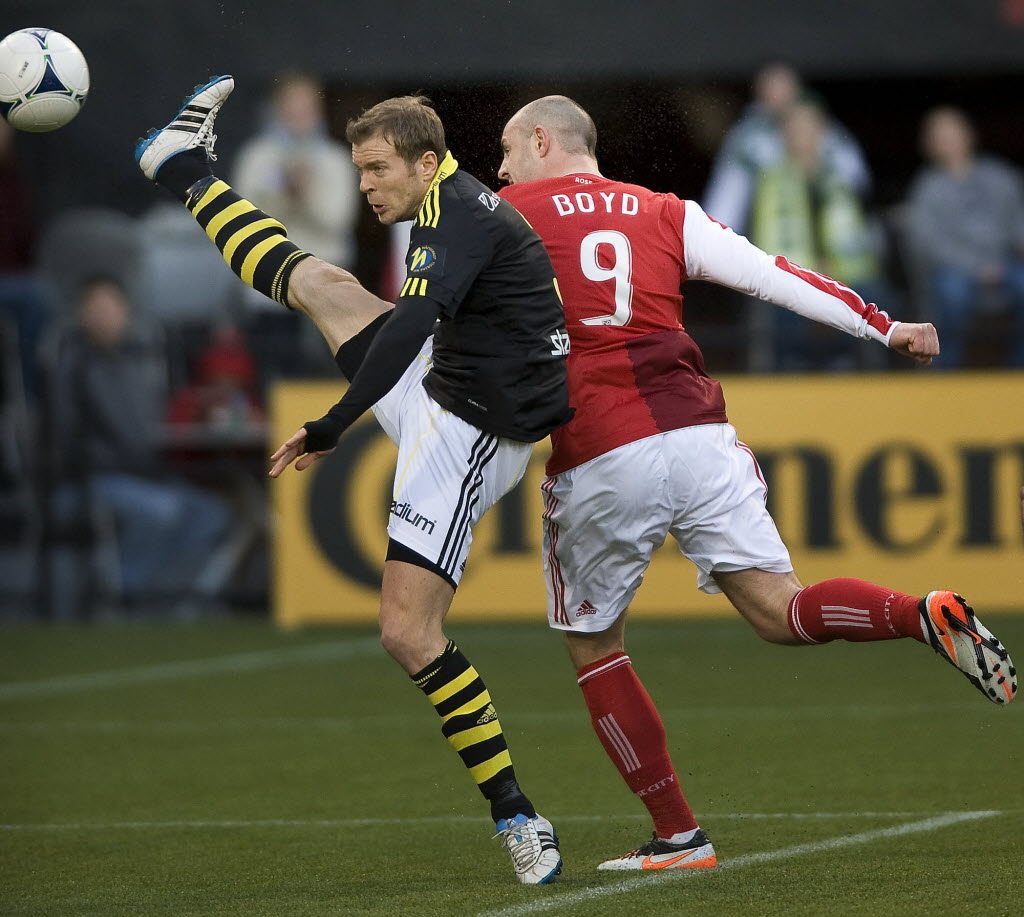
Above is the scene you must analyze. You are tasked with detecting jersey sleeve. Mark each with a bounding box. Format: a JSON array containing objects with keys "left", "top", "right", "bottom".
[
  {"left": 682, "top": 199, "right": 898, "bottom": 345},
  {"left": 400, "top": 206, "right": 494, "bottom": 317}
]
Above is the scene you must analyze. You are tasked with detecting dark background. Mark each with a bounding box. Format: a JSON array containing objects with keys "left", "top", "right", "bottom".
[
  {"left": 5, "top": 0, "right": 1024, "bottom": 219},
  {"left": 9, "top": 0, "right": 1021, "bottom": 364}
]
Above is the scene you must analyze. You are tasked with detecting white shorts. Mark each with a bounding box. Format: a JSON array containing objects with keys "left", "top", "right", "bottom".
[
  {"left": 372, "top": 337, "right": 533, "bottom": 587},
  {"left": 541, "top": 423, "right": 793, "bottom": 632}
]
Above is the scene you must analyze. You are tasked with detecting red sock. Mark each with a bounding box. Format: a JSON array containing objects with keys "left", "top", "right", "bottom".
[
  {"left": 788, "top": 578, "right": 925, "bottom": 644},
  {"left": 576, "top": 652, "right": 697, "bottom": 839}
]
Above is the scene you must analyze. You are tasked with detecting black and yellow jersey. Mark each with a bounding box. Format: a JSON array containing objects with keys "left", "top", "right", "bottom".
[{"left": 398, "top": 151, "right": 573, "bottom": 443}]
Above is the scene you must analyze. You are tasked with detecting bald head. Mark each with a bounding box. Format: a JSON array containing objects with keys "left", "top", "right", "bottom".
[
  {"left": 511, "top": 95, "right": 597, "bottom": 156},
  {"left": 499, "top": 95, "right": 600, "bottom": 184}
]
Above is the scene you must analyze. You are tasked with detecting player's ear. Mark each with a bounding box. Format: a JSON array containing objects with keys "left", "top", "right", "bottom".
[
  {"left": 535, "top": 126, "right": 551, "bottom": 157},
  {"left": 418, "top": 149, "right": 439, "bottom": 180}
]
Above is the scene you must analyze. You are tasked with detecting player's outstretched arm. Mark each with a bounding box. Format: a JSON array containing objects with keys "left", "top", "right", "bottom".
[
  {"left": 268, "top": 296, "right": 441, "bottom": 478},
  {"left": 684, "top": 199, "right": 904, "bottom": 351}
]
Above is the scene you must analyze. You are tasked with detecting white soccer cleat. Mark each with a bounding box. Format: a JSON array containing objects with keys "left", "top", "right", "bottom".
[
  {"left": 921, "top": 591, "right": 1016, "bottom": 705},
  {"left": 493, "top": 813, "right": 562, "bottom": 884},
  {"left": 597, "top": 828, "right": 717, "bottom": 871},
  {"left": 134, "top": 75, "right": 234, "bottom": 181}
]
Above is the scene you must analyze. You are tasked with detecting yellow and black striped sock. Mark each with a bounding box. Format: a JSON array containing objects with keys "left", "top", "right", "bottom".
[
  {"left": 413, "top": 640, "right": 536, "bottom": 822},
  {"left": 183, "top": 177, "right": 311, "bottom": 307}
]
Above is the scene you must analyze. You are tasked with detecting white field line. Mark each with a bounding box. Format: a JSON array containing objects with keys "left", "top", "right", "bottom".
[
  {"left": 0, "top": 810, "right": 991, "bottom": 833},
  {"left": 0, "top": 638, "right": 382, "bottom": 702},
  {"left": 481, "top": 811, "right": 1001, "bottom": 917},
  {"left": 0, "top": 624, "right": 563, "bottom": 703}
]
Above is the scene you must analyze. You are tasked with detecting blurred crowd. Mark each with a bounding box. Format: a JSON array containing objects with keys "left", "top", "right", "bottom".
[
  {"left": 703, "top": 63, "right": 1024, "bottom": 372},
  {"left": 0, "top": 74, "right": 358, "bottom": 619},
  {"left": 2, "top": 66, "right": 1023, "bottom": 618}
]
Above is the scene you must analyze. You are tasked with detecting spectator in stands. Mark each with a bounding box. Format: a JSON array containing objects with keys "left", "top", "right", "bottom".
[
  {"left": 167, "top": 325, "right": 264, "bottom": 429},
  {"left": 748, "top": 101, "right": 886, "bottom": 370},
  {"left": 50, "top": 275, "right": 231, "bottom": 606},
  {"left": 233, "top": 73, "right": 359, "bottom": 381},
  {"left": 0, "top": 119, "right": 48, "bottom": 400},
  {"left": 906, "top": 106, "right": 1024, "bottom": 368},
  {"left": 703, "top": 62, "right": 870, "bottom": 235}
]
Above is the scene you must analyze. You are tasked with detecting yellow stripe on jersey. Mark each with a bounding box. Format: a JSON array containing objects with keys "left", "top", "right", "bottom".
[
  {"left": 416, "top": 187, "right": 430, "bottom": 227},
  {"left": 415, "top": 151, "right": 459, "bottom": 227},
  {"left": 417, "top": 185, "right": 440, "bottom": 228},
  {"left": 399, "top": 277, "right": 430, "bottom": 297},
  {"left": 428, "top": 186, "right": 441, "bottom": 228},
  {"left": 552, "top": 277, "right": 563, "bottom": 303}
]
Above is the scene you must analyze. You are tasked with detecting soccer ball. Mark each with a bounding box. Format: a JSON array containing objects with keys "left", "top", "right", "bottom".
[{"left": 0, "top": 28, "right": 89, "bottom": 132}]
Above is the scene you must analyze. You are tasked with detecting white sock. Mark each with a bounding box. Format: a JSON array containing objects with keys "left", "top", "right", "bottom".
[{"left": 659, "top": 826, "right": 700, "bottom": 845}]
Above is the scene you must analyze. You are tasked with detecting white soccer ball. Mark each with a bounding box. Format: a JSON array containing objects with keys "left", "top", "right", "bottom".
[{"left": 0, "top": 28, "right": 89, "bottom": 133}]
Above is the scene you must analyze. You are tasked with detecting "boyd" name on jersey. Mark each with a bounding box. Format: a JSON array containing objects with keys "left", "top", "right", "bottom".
[{"left": 551, "top": 192, "right": 640, "bottom": 217}]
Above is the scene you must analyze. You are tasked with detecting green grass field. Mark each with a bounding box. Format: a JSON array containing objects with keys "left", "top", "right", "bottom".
[{"left": 2, "top": 616, "right": 1022, "bottom": 916}]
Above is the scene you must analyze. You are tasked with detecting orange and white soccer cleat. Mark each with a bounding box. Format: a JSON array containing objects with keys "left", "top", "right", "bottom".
[
  {"left": 597, "top": 829, "right": 717, "bottom": 871},
  {"left": 921, "top": 591, "right": 1016, "bottom": 705}
]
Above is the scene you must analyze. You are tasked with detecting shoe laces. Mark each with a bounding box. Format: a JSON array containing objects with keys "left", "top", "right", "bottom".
[
  {"left": 180, "top": 81, "right": 223, "bottom": 162},
  {"left": 620, "top": 833, "right": 660, "bottom": 859},
  {"left": 196, "top": 127, "right": 219, "bottom": 163},
  {"left": 620, "top": 832, "right": 702, "bottom": 860},
  {"left": 192, "top": 96, "right": 220, "bottom": 161},
  {"left": 493, "top": 818, "right": 541, "bottom": 872}
]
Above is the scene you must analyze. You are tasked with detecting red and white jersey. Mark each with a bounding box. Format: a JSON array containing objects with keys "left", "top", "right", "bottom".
[{"left": 499, "top": 173, "right": 896, "bottom": 475}]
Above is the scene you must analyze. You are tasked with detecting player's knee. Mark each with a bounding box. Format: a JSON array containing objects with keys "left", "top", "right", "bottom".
[
  {"left": 378, "top": 618, "right": 416, "bottom": 664},
  {"left": 718, "top": 571, "right": 803, "bottom": 645},
  {"left": 745, "top": 602, "right": 796, "bottom": 645},
  {"left": 564, "top": 628, "right": 625, "bottom": 669},
  {"left": 378, "top": 609, "right": 438, "bottom": 671},
  {"left": 289, "top": 258, "right": 356, "bottom": 312}
]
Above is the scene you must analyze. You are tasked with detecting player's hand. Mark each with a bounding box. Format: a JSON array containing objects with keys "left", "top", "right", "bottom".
[
  {"left": 268, "top": 427, "right": 334, "bottom": 477},
  {"left": 888, "top": 322, "right": 939, "bottom": 365}
]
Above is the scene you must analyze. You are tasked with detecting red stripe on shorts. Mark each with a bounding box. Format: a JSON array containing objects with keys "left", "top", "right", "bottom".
[
  {"left": 735, "top": 439, "right": 767, "bottom": 496},
  {"left": 542, "top": 476, "right": 569, "bottom": 626}
]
